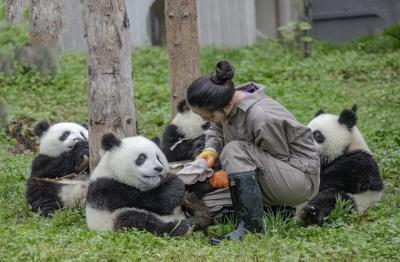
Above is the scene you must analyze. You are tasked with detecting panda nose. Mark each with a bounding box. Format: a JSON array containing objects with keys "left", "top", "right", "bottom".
[{"left": 154, "top": 166, "right": 163, "bottom": 172}]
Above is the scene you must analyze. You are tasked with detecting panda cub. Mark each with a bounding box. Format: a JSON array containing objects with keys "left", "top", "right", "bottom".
[
  {"left": 160, "top": 99, "right": 209, "bottom": 162},
  {"left": 300, "top": 105, "right": 384, "bottom": 226},
  {"left": 86, "top": 133, "right": 210, "bottom": 236},
  {"left": 26, "top": 121, "right": 89, "bottom": 217}
]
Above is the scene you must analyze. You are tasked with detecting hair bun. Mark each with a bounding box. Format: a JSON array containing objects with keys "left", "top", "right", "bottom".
[{"left": 211, "top": 60, "right": 234, "bottom": 85}]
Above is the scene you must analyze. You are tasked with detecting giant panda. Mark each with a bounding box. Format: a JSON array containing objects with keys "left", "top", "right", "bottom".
[
  {"left": 160, "top": 99, "right": 210, "bottom": 162},
  {"left": 299, "top": 105, "right": 384, "bottom": 226},
  {"left": 86, "top": 133, "right": 210, "bottom": 236},
  {"left": 26, "top": 121, "right": 90, "bottom": 217}
]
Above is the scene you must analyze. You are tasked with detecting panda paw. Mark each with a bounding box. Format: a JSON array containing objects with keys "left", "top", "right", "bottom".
[
  {"left": 300, "top": 205, "right": 325, "bottom": 226},
  {"left": 39, "top": 207, "right": 57, "bottom": 218},
  {"left": 169, "top": 219, "right": 194, "bottom": 237},
  {"left": 72, "top": 141, "right": 89, "bottom": 172},
  {"left": 190, "top": 136, "right": 206, "bottom": 158},
  {"left": 72, "top": 141, "right": 89, "bottom": 158}
]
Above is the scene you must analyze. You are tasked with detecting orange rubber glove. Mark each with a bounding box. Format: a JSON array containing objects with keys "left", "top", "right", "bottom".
[
  {"left": 209, "top": 170, "right": 228, "bottom": 189},
  {"left": 196, "top": 148, "right": 218, "bottom": 168}
]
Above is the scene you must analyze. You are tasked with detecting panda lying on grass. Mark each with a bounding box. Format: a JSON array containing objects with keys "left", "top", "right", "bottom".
[
  {"left": 86, "top": 133, "right": 211, "bottom": 236},
  {"left": 26, "top": 121, "right": 90, "bottom": 217},
  {"left": 299, "top": 105, "right": 384, "bottom": 226}
]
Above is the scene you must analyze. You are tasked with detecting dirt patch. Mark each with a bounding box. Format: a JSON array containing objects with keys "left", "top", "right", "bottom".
[{"left": 6, "top": 117, "right": 38, "bottom": 154}]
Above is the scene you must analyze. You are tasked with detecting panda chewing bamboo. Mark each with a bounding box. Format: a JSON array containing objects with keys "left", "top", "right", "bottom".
[{"left": 26, "top": 121, "right": 89, "bottom": 217}]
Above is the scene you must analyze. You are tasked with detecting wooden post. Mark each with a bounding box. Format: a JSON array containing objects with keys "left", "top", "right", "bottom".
[
  {"left": 29, "top": 0, "right": 63, "bottom": 47},
  {"left": 5, "top": 0, "right": 29, "bottom": 23},
  {"left": 165, "top": 0, "right": 200, "bottom": 116},
  {"left": 85, "top": 0, "right": 137, "bottom": 170}
]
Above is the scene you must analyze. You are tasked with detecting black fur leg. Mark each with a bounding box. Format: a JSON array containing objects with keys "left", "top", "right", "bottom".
[
  {"left": 300, "top": 188, "right": 353, "bottom": 226},
  {"left": 169, "top": 219, "right": 194, "bottom": 237},
  {"left": 300, "top": 205, "right": 326, "bottom": 226},
  {"left": 186, "top": 181, "right": 212, "bottom": 199},
  {"left": 114, "top": 209, "right": 193, "bottom": 237},
  {"left": 183, "top": 192, "right": 212, "bottom": 231},
  {"left": 26, "top": 177, "right": 63, "bottom": 216}
]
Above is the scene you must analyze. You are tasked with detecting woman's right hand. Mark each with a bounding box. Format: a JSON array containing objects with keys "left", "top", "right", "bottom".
[{"left": 196, "top": 148, "right": 218, "bottom": 168}]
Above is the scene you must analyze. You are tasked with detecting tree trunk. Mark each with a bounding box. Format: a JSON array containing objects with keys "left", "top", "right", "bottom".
[
  {"left": 85, "top": 0, "right": 137, "bottom": 170},
  {"left": 165, "top": 0, "right": 200, "bottom": 116},
  {"left": 5, "top": 0, "right": 29, "bottom": 23},
  {"left": 29, "top": 0, "right": 63, "bottom": 47}
]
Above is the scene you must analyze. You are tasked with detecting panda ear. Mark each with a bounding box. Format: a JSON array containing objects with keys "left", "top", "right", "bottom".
[
  {"left": 315, "top": 109, "right": 325, "bottom": 117},
  {"left": 177, "top": 99, "right": 189, "bottom": 113},
  {"left": 338, "top": 106, "right": 357, "bottom": 129},
  {"left": 151, "top": 136, "right": 160, "bottom": 146},
  {"left": 351, "top": 104, "right": 358, "bottom": 113},
  {"left": 101, "top": 133, "right": 121, "bottom": 151},
  {"left": 33, "top": 121, "right": 50, "bottom": 137}
]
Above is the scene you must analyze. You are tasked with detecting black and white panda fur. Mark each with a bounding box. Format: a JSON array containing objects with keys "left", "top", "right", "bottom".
[
  {"left": 299, "top": 105, "right": 384, "bottom": 226},
  {"left": 26, "top": 121, "right": 90, "bottom": 217},
  {"left": 86, "top": 133, "right": 210, "bottom": 236},
  {"left": 160, "top": 99, "right": 210, "bottom": 162}
]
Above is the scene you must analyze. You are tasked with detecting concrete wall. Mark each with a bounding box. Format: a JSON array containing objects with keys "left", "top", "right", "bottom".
[
  {"left": 59, "top": 0, "right": 85, "bottom": 51},
  {"left": 197, "top": 0, "right": 256, "bottom": 47},
  {"left": 312, "top": 0, "right": 400, "bottom": 42},
  {"left": 60, "top": 0, "right": 257, "bottom": 51},
  {"left": 59, "top": 0, "right": 400, "bottom": 50},
  {"left": 255, "top": 0, "right": 305, "bottom": 39}
]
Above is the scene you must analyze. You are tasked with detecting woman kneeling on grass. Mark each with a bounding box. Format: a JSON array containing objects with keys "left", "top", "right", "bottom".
[{"left": 186, "top": 60, "right": 320, "bottom": 244}]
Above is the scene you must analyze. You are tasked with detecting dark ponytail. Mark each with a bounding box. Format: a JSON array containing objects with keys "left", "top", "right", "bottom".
[{"left": 186, "top": 60, "right": 235, "bottom": 112}]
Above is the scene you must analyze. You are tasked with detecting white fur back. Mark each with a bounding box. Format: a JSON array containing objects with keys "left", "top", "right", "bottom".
[
  {"left": 349, "top": 127, "right": 370, "bottom": 153},
  {"left": 172, "top": 111, "right": 206, "bottom": 139}
]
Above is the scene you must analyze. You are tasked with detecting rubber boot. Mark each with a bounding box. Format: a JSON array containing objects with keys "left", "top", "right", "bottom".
[{"left": 210, "top": 171, "right": 265, "bottom": 244}]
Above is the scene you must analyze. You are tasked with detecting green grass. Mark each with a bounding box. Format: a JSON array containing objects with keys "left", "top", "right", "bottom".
[{"left": 1, "top": 31, "right": 400, "bottom": 261}]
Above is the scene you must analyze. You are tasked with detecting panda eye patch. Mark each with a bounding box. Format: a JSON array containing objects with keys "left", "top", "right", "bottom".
[
  {"left": 59, "top": 131, "right": 71, "bottom": 141},
  {"left": 313, "top": 131, "right": 325, "bottom": 143},
  {"left": 135, "top": 153, "right": 147, "bottom": 166}
]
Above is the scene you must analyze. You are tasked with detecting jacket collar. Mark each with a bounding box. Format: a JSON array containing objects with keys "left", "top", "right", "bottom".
[
  {"left": 235, "top": 82, "right": 266, "bottom": 112},
  {"left": 226, "top": 82, "right": 266, "bottom": 121}
]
